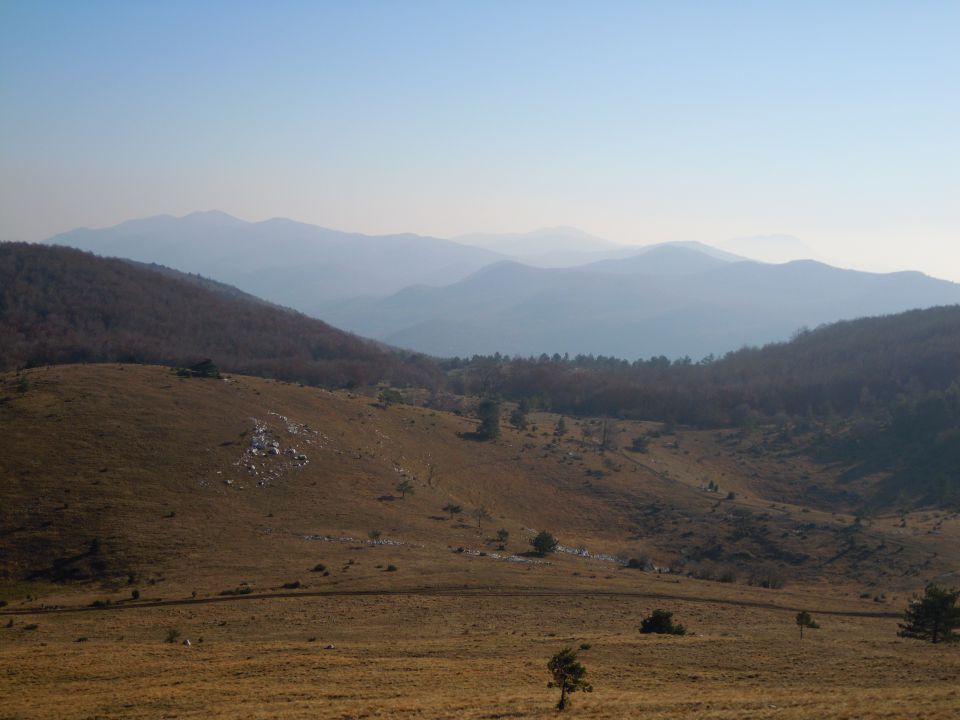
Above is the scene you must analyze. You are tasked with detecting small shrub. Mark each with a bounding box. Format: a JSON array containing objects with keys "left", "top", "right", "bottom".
[
  {"left": 131, "top": 589, "right": 140, "bottom": 600},
  {"left": 282, "top": 581, "right": 302, "bottom": 590},
  {"left": 311, "top": 563, "right": 327, "bottom": 573},
  {"left": 218, "top": 586, "right": 253, "bottom": 596},
  {"left": 23, "top": 623, "right": 39, "bottom": 631},
  {"left": 718, "top": 568, "right": 737, "bottom": 583},
  {"left": 748, "top": 566, "right": 785, "bottom": 589},
  {"left": 530, "top": 530, "right": 559, "bottom": 557},
  {"left": 386, "top": 565, "right": 398, "bottom": 572},
  {"left": 579, "top": 643, "right": 592, "bottom": 650},
  {"left": 90, "top": 599, "right": 111, "bottom": 608},
  {"left": 165, "top": 628, "right": 180, "bottom": 643},
  {"left": 639, "top": 609, "right": 686, "bottom": 635},
  {"left": 626, "top": 558, "right": 644, "bottom": 570},
  {"left": 442, "top": 503, "right": 463, "bottom": 519}
]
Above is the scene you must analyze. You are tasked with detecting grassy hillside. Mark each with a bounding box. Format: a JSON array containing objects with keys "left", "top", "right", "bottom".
[
  {"left": 3, "top": 364, "right": 957, "bottom": 595},
  {"left": 3, "top": 364, "right": 959, "bottom": 719},
  {"left": 0, "top": 243, "right": 439, "bottom": 388},
  {"left": 3, "top": 320, "right": 958, "bottom": 720}
]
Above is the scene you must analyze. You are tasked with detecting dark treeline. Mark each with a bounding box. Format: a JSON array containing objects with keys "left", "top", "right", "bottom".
[
  {"left": 0, "top": 243, "right": 440, "bottom": 389},
  {"left": 447, "top": 307, "right": 960, "bottom": 507},
  {"left": 448, "top": 305, "right": 960, "bottom": 426}
]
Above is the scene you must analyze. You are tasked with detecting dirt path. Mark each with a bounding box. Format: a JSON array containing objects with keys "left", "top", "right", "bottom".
[{"left": 0, "top": 583, "right": 902, "bottom": 619}]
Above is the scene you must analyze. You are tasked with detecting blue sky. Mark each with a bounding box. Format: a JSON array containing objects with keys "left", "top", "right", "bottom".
[{"left": 1, "top": 1, "right": 957, "bottom": 278}]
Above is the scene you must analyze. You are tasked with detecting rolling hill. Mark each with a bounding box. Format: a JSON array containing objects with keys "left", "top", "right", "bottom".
[
  {"left": 6, "top": 365, "right": 959, "bottom": 719},
  {"left": 4, "top": 272, "right": 959, "bottom": 719},
  {"left": 0, "top": 243, "right": 439, "bottom": 388},
  {"left": 4, "top": 364, "right": 958, "bottom": 591}
]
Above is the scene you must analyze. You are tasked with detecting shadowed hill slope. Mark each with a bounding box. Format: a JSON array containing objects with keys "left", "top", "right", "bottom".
[{"left": 0, "top": 243, "right": 439, "bottom": 388}]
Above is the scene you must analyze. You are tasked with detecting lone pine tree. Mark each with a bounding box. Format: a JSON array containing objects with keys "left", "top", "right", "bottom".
[
  {"left": 547, "top": 647, "right": 592, "bottom": 711},
  {"left": 898, "top": 584, "right": 960, "bottom": 644},
  {"left": 795, "top": 611, "right": 819, "bottom": 640},
  {"left": 476, "top": 398, "right": 501, "bottom": 439}
]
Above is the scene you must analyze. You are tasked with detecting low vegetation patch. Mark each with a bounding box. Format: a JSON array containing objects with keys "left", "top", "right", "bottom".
[
  {"left": 639, "top": 609, "right": 686, "bottom": 635},
  {"left": 218, "top": 586, "right": 253, "bottom": 596}
]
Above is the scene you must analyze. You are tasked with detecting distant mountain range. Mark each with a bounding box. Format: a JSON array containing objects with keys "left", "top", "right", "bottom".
[
  {"left": 43, "top": 211, "right": 960, "bottom": 360},
  {"left": 47, "top": 211, "right": 506, "bottom": 316},
  {"left": 326, "top": 250, "right": 960, "bottom": 359},
  {"left": 714, "top": 234, "right": 822, "bottom": 265}
]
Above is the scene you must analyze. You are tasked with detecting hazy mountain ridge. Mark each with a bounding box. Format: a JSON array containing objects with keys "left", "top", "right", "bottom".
[
  {"left": 42, "top": 211, "right": 960, "bottom": 361},
  {"left": 329, "top": 256, "right": 960, "bottom": 359},
  {"left": 47, "top": 211, "right": 508, "bottom": 316}
]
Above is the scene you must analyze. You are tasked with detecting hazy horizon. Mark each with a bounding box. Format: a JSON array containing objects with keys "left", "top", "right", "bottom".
[
  {"left": 2, "top": 2, "right": 958, "bottom": 280},
  {"left": 33, "top": 207, "right": 958, "bottom": 283}
]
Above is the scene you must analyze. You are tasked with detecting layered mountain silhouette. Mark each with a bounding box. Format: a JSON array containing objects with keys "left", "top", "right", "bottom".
[
  {"left": 47, "top": 211, "right": 505, "bottom": 316},
  {"left": 44, "top": 211, "right": 960, "bottom": 360},
  {"left": 326, "top": 253, "right": 960, "bottom": 359}
]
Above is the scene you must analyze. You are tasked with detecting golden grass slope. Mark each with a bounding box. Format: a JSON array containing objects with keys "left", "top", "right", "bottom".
[
  {"left": 2, "top": 364, "right": 957, "bottom": 596},
  {"left": 2, "top": 364, "right": 960, "bottom": 719}
]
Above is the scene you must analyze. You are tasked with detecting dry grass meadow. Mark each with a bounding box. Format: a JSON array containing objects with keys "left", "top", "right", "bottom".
[{"left": 2, "top": 365, "right": 959, "bottom": 718}]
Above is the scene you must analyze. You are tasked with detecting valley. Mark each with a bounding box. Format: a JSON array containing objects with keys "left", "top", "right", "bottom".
[{"left": 2, "top": 365, "right": 958, "bottom": 718}]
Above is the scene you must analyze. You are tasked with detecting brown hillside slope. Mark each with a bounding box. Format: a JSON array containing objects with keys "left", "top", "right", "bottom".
[
  {"left": 4, "top": 365, "right": 960, "bottom": 720},
  {"left": 3, "top": 364, "right": 957, "bottom": 602},
  {"left": 0, "top": 242, "right": 438, "bottom": 387}
]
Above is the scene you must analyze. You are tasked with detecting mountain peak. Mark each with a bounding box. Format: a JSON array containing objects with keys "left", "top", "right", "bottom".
[{"left": 178, "top": 210, "right": 246, "bottom": 226}]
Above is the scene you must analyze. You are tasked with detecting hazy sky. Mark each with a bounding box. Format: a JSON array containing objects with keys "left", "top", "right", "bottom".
[{"left": 1, "top": 1, "right": 957, "bottom": 279}]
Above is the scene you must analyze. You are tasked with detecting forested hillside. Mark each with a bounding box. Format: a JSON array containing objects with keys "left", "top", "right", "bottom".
[
  {"left": 5, "top": 241, "right": 959, "bottom": 508},
  {"left": 452, "top": 306, "right": 960, "bottom": 424},
  {"left": 0, "top": 243, "right": 439, "bottom": 388},
  {"left": 451, "top": 306, "right": 960, "bottom": 507}
]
